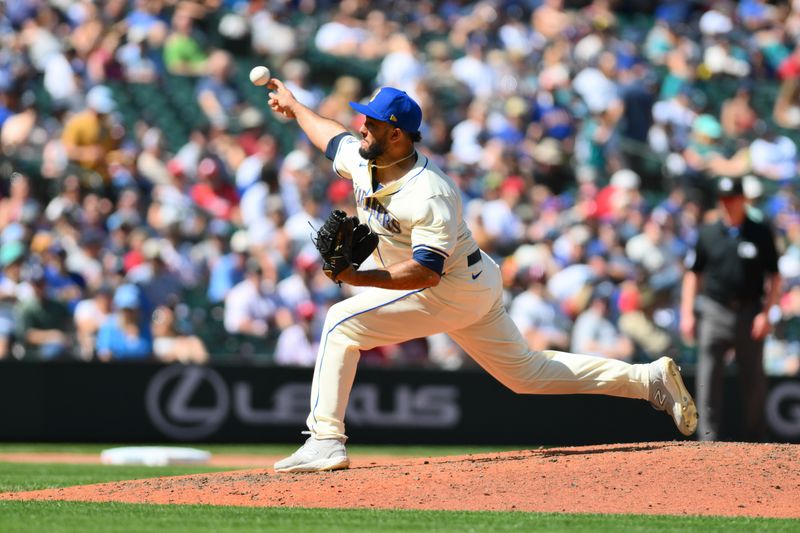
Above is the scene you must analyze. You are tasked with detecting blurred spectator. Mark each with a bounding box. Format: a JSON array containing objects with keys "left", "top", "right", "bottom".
[
  {"left": 281, "top": 59, "right": 320, "bottom": 109},
  {"left": 451, "top": 41, "right": 494, "bottom": 99},
  {"left": 96, "top": 283, "right": 152, "bottom": 361},
  {"left": 284, "top": 192, "right": 324, "bottom": 253},
  {"left": 163, "top": 8, "right": 207, "bottom": 76},
  {"left": 573, "top": 52, "right": 623, "bottom": 119},
  {"left": 277, "top": 247, "right": 321, "bottom": 311},
  {"left": 749, "top": 127, "right": 798, "bottom": 182},
  {"left": 74, "top": 284, "right": 113, "bottom": 361},
  {"left": 509, "top": 266, "right": 571, "bottom": 351},
  {"left": 117, "top": 25, "right": 160, "bottom": 84},
  {"left": 0, "top": 241, "right": 31, "bottom": 359},
  {"left": 207, "top": 229, "right": 248, "bottom": 304},
  {"left": 1, "top": 90, "right": 41, "bottom": 154},
  {"left": 479, "top": 176, "right": 526, "bottom": 255},
  {"left": 15, "top": 264, "right": 72, "bottom": 361},
  {"left": 61, "top": 85, "right": 119, "bottom": 180},
  {"left": 251, "top": 10, "right": 297, "bottom": 58},
  {"left": 278, "top": 149, "right": 316, "bottom": 217},
  {"left": 616, "top": 280, "right": 673, "bottom": 362},
  {"left": 533, "top": 0, "right": 571, "bottom": 42},
  {"left": 196, "top": 49, "right": 245, "bottom": 129},
  {"left": 44, "top": 174, "right": 82, "bottom": 223},
  {"left": 172, "top": 126, "right": 209, "bottom": 182},
  {"left": 191, "top": 156, "right": 240, "bottom": 222},
  {"left": 42, "top": 43, "right": 80, "bottom": 109},
  {"left": 710, "top": 123, "right": 798, "bottom": 183},
  {"left": 274, "top": 300, "right": 319, "bottom": 367},
  {"left": 224, "top": 257, "right": 282, "bottom": 338},
  {"left": 137, "top": 127, "right": 172, "bottom": 186},
  {"left": 319, "top": 76, "right": 362, "bottom": 129},
  {"left": 87, "top": 28, "right": 124, "bottom": 84},
  {"left": 2, "top": 0, "right": 800, "bottom": 375},
  {"left": 377, "top": 34, "right": 424, "bottom": 95},
  {"left": 721, "top": 85, "right": 757, "bottom": 139},
  {"left": 451, "top": 100, "right": 488, "bottom": 166},
  {"left": 625, "top": 216, "right": 671, "bottom": 274},
  {"left": 236, "top": 133, "right": 278, "bottom": 196},
  {"left": 594, "top": 169, "right": 642, "bottom": 223},
  {"left": 649, "top": 86, "right": 697, "bottom": 155},
  {"left": 0, "top": 172, "right": 39, "bottom": 228},
  {"left": 127, "top": 238, "right": 182, "bottom": 309},
  {"left": 571, "top": 282, "right": 634, "bottom": 361},
  {"left": 151, "top": 304, "right": 208, "bottom": 364},
  {"left": 314, "top": 3, "right": 368, "bottom": 57},
  {"left": 41, "top": 243, "right": 84, "bottom": 312}
]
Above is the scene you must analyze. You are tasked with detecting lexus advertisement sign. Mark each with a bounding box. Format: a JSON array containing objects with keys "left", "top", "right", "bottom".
[
  {"left": 144, "top": 365, "right": 460, "bottom": 441},
  {"left": 1, "top": 362, "right": 799, "bottom": 444}
]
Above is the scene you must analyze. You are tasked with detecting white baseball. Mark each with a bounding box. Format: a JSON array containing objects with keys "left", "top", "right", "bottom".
[{"left": 249, "top": 65, "right": 271, "bottom": 86}]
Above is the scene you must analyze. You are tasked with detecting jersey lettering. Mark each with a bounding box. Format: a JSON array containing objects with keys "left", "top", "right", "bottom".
[{"left": 354, "top": 185, "right": 402, "bottom": 234}]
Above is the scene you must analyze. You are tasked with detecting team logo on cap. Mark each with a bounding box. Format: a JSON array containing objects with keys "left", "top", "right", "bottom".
[{"left": 390, "top": 114, "right": 397, "bottom": 122}]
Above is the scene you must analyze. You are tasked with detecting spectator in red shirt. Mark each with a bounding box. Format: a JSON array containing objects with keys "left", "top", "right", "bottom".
[
  {"left": 777, "top": 46, "right": 800, "bottom": 81},
  {"left": 190, "top": 157, "right": 240, "bottom": 222}
]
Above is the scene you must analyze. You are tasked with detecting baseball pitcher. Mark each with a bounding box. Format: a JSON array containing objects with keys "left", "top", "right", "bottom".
[{"left": 266, "top": 80, "right": 697, "bottom": 473}]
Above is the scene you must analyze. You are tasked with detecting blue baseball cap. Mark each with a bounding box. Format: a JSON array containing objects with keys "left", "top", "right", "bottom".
[
  {"left": 113, "top": 284, "right": 140, "bottom": 310},
  {"left": 349, "top": 87, "right": 422, "bottom": 134}
]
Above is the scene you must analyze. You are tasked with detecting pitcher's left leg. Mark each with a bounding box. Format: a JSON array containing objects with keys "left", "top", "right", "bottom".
[
  {"left": 448, "top": 300, "right": 697, "bottom": 435},
  {"left": 448, "top": 301, "right": 650, "bottom": 398}
]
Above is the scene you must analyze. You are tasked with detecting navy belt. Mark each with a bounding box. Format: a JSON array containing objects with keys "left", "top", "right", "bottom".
[{"left": 467, "top": 249, "right": 482, "bottom": 266}]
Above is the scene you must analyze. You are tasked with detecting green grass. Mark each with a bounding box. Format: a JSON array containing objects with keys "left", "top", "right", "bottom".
[
  {"left": 0, "top": 501, "right": 796, "bottom": 533},
  {"left": 0, "top": 444, "right": 528, "bottom": 493},
  {"left": 1, "top": 446, "right": 795, "bottom": 532},
  {"left": 0, "top": 462, "right": 229, "bottom": 493},
  {"left": 0, "top": 442, "right": 526, "bottom": 457}
]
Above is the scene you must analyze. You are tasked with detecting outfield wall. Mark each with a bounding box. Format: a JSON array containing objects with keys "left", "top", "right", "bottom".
[{"left": 1, "top": 362, "right": 798, "bottom": 444}]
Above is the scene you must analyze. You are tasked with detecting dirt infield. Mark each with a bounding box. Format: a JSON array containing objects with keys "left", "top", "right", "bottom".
[{"left": 2, "top": 442, "right": 799, "bottom": 518}]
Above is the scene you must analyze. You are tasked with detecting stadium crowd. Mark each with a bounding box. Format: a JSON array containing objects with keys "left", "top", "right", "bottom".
[{"left": 0, "top": 0, "right": 799, "bottom": 375}]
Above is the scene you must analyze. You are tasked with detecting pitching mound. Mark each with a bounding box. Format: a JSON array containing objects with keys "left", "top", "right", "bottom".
[{"left": 2, "top": 442, "right": 798, "bottom": 517}]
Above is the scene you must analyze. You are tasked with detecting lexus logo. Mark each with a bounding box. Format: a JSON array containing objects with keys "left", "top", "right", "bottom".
[
  {"left": 766, "top": 381, "right": 800, "bottom": 439},
  {"left": 145, "top": 365, "right": 460, "bottom": 441},
  {"left": 146, "top": 365, "right": 230, "bottom": 440}
]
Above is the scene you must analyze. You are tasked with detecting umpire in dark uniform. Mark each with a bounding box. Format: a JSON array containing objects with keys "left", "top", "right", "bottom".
[{"left": 680, "top": 177, "right": 782, "bottom": 441}]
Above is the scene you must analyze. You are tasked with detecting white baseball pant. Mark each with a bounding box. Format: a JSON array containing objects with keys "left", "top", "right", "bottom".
[{"left": 306, "top": 252, "right": 650, "bottom": 439}]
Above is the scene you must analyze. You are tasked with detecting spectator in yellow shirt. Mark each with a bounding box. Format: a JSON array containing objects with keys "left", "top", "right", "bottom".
[{"left": 61, "top": 85, "right": 118, "bottom": 181}]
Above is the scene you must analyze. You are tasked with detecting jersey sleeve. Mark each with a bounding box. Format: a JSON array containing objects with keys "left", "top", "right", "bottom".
[
  {"left": 685, "top": 229, "right": 708, "bottom": 273},
  {"left": 329, "top": 134, "right": 361, "bottom": 180},
  {"left": 761, "top": 223, "right": 780, "bottom": 274},
  {"left": 411, "top": 195, "right": 457, "bottom": 275}
]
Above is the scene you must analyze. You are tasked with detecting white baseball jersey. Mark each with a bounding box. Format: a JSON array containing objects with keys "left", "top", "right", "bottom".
[
  {"left": 331, "top": 134, "right": 474, "bottom": 277},
  {"left": 305, "top": 133, "right": 652, "bottom": 441}
]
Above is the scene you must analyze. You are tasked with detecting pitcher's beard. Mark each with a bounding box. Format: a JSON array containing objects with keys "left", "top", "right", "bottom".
[{"left": 359, "top": 140, "right": 385, "bottom": 160}]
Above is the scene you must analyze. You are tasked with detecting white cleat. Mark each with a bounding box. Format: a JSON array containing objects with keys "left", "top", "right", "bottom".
[
  {"left": 648, "top": 356, "right": 698, "bottom": 436},
  {"left": 274, "top": 436, "right": 350, "bottom": 473}
]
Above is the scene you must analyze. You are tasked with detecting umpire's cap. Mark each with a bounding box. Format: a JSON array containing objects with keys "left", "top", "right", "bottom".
[{"left": 350, "top": 87, "right": 422, "bottom": 134}]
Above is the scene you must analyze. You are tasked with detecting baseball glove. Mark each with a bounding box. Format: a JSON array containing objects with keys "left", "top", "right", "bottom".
[{"left": 313, "top": 210, "right": 378, "bottom": 282}]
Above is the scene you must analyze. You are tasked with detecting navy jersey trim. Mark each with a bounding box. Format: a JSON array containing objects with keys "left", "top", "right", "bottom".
[
  {"left": 325, "top": 132, "right": 352, "bottom": 161},
  {"left": 412, "top": 248, "right": 445, "bottom": 275},
  {"left": 413, "top": 244, "right": 449, "bottom": 258}
]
